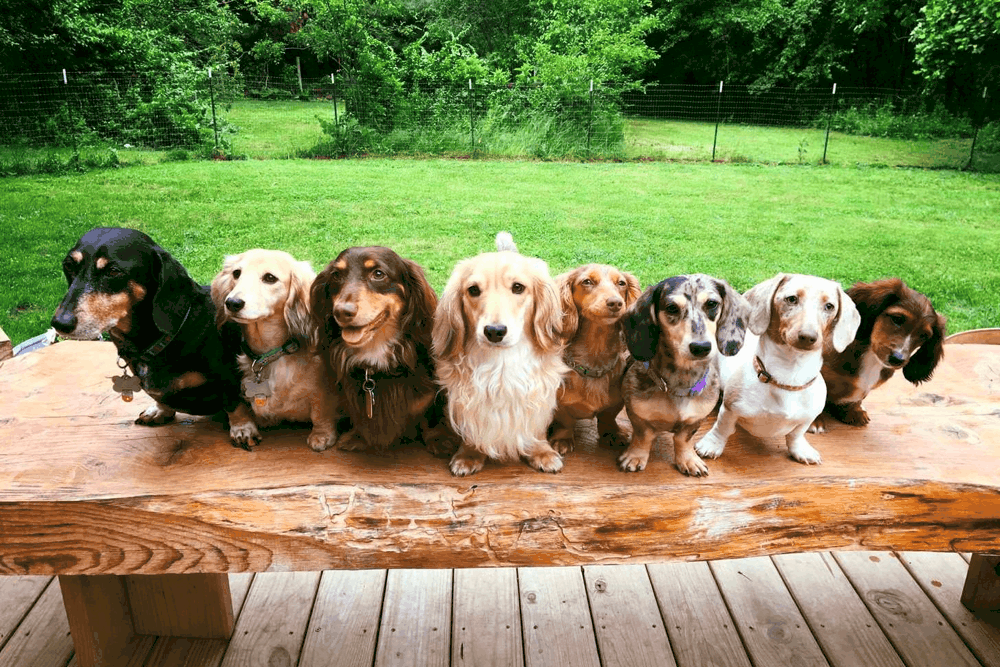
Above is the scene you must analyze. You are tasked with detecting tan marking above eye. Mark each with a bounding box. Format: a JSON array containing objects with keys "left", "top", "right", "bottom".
[
  {"left": 96, "top": 257, "right": 108, "bottom": 269},
  {"left": 70, "top": 251, "right": 83, "bottom": 262},
  {"left": 129, "top": 281, "right": 147, "bottom": 301},
  {"left": 363, "top": 259, "right": 377, "bottom": 269},
  {"left": 334, "top": 260, "right": 348, "bottom": 270}
]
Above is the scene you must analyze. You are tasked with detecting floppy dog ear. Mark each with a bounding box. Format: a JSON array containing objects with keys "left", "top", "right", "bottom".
[
  {"left": 400, "top": 258, "right": 439, "bottom": 358},
  {"left": 151, "top": 243, "right": 199, "bottom": 334},
  {"left": 285, "top": 260, "right": 316, "bottom": 348},
  {"left": 210, "top": 254, "right": 240, "bottom": 329},
  {"left": 310, "top": 263, "right": 342, "bottom": 351},
  {"left": 623, "top": 272, "right": 643, "bottom": 308},
  {"left": 556, "top": 270, "right": 580, "bottom": 342},
  {"left": 903, "top": 312, "right": 946, "bottom": 384},
  {"left": 847, "top": 278, "right": 902, "bottom": 342},
  {"left": 743, "top": 273, "right": 787, "bottom": 336},
  {"left": 529, "top": 261, "right": 564, "bottom": 354},
  {"left": 432, "top": 262, "right": 470, "bottom": 361},
  {"left": 713, "top": 278, "right": 750, "bottom": 356},
  {"left": 624, "top": 282, "right": 663, "bottom": 362},
  {"left": 832, "top": 285, "right": 862, "bottom": 353}
]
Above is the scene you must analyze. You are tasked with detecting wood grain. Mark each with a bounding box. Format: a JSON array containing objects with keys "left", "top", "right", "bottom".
[
  {"left": 375, "top": 569, "right": 451, "bottom": 667},
  {"left": 299, "top": 570, "right": 386, "bottom": 667},
  {"left": 834, "top": 551, "right": 981, "bottom": 667},
  {"left": 0, "top": 579, "right": 74, "bottom": 667},
  {"left": 962, "top": 554, "right": 1000, "bottom": 614},
  {"left": 646, "top": 561, "right": 751, "bottom": 667},
  {"left": 0, "top": 576, "right": 50, "bottom": 653},
  {"left": 583, "top": 564, "right": 675, "bottom": 667},
  {"left": 0, "top": 328, "right": 12, "bottom": 363},
  {"left": 453, "top": 568, "right": 524, "bottom": 667},
  {"left": 125, "top": 573, "right": 233, "bottom": 638},
  {"left": 519, "top": 566, "right": 601, "bottom": 667},
  {"left": 0, "top": 341, "right": 999, "bottom": 575},
  {"left": 772, "top": 552, "right": 904, "bottom": 667},
  {"left": 58, "top": 575, "right": 156, "bottom": 667},
  {"left": 710, "top": 557, "right": 828, "bottom": 667}
]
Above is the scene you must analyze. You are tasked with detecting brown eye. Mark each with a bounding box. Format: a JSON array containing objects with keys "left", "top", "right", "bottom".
[
  {"left": 262, "top": 273, "right": 278, "bottom": 284},
  {"left": 889, "top": 314, "right": 905, "bottom": 325},
  {"left": 618, "top": 280, "right": 626, "bottom": 287},
  {"left": 705, "top": 299, "right": 720, "bottom": 311},
  {"left": 232, "top": 269, "right": 241, "bottom": 280},
  {"left": 512, "top": 282, "right": 525, "bottom": 295},
  {"left": 372, "top": 269, "right": 386, "bottom": 280},
  {"left": 665, "top": 303, "right": 681, "bottom": 316},
  {"left": 106, "top": 267, "right": 124, "bottom": 278},
  {"left": 824, "top": 302, "right": 836, "bottom": 311},
  {"left": 785, "top": 295, "right": 798, "bottom": 305},
  {"left": 581, "top": 278, "right": 593, "bottom": 286},
  {"left": 468, "top": 285, "right": 481, "bottom": 297}
]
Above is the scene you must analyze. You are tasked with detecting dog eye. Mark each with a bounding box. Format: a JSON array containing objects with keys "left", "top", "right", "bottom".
[
  {"left": 824, "top": 302, "right": 836, "bottom": 311},
  {"left": 618, "top": 280, "right": 626, "bottom": 287},
  {"left": 665, "top": 303, "right": 681, "bottom": 316},
  {"left": 106, "top": 267, "right": 124, "bottom": 278},
  {"left": 581, "top": 279, "right": 593, "bottom": 286},
  {"left": 889, "top": 314, "right": 905, "bottom": 326},
  {"left": 785, "top": 295, "right": 798, "bottom": 305},
  {"left": 512, "top": 282, "right": 525, "bottom": 295},
  {"left": 467, "top": 285, "right": 481, "bottom": 297},
  {"left": 262, "top": 273, "right": 278, "bottom": 284},
  {"left": 232, "top": 269, "right": 241, "bottom": 280},
  {"left": 705, "top": 299, "right": 719, "bottom": 311},
  {"left": 371, "top": 269, "right": 386, "bottom": 280}
]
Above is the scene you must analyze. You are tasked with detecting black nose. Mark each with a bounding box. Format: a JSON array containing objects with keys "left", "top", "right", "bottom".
[
  {"left": 888, "top": 352, "right": 906, "bottom": 366},
  {"left": 689, "top": 341, "right": 712, "bottom": 358},
  {"left": 607, "top": 298, "right": 623, "bottom": 312},
  {"left": 484, "top": 324, "right": 507, "bottom": 343},
  {"left": 51, "top": 309, "right": 77, "bottom": 334},
  {"left": 797, "top": 332, "right": 818, "bottom": 346},
  {"left": 225, "top": 297, "right": 245, "bottom": 313}
]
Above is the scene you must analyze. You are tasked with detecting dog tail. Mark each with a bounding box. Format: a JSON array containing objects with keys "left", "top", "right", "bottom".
[{"left": 495, "top": 231, "right": 518, "bottom": 253}]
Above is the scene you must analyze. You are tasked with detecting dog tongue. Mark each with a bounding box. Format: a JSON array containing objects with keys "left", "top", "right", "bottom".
[{"left": 341, "top": 327, "right": 366, "bottom": 345}]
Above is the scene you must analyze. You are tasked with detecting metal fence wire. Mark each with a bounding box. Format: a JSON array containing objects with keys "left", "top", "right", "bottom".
[{"left": 0, "top": 70, "right": 993, "bottom": 171}]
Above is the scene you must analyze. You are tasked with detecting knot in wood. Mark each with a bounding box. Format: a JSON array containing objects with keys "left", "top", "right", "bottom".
[
  {"left": 525, "top": 591, "right": 537, "bottom": 603},
  {"left": 594, "top": 579, "right": 607, "bottom": 593}
]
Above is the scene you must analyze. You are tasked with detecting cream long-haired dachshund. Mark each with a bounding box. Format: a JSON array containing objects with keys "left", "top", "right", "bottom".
[
  {"left": 212, "top": 249, "right": 341, "bottom": 451},
  {"left": 432, "top": 232, "right": 568, "bottom": 476}
]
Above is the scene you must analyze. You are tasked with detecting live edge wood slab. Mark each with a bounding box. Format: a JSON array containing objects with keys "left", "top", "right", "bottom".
[{"left": 0, "top": 340, "right": 998, "bottom": 664}]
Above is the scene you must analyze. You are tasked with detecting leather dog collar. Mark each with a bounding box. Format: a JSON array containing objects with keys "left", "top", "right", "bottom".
[
  {"left": 119, "top": 305, "right": 192, "bottom": 365},
  {"left": 753, "top": 355, "right": 817, "bottom": 391},
  {"left": 566, "top": 355, "right": 619, "bottom": 378},
  {"left": 243, "top": 338, "right": 300, "bottom": 374},
  {"left": 641, "top": 360, "right": 710, "bottom": 397}
]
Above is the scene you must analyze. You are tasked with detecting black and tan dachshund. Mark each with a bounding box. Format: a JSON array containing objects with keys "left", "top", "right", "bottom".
[{"left": 51, "top": 227, "right": 258, "bottom": 448}]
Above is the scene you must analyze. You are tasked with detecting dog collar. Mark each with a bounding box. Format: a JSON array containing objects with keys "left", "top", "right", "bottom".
[
  {"left": 641, "top": 361, "right": 710, "bottom": 397},
  {"left": 242, "top": 338, "right": 300, "bottom": 376},
  {"left": 566, "top": 355, "right": 619, "bottom": 378},
  {"left": 753, "top": 356, "right": 817, "bottom": 391},
  {"left": 118, "top": 305, "right": 192, "bottom": 366}
]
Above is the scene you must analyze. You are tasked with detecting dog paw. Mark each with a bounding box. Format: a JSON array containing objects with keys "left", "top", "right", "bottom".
[
  {"left": 135, "top": 404, "right": 175, "bottom": 426},
  {"left": 527, "top": 449, "right": 563, "bottom": 473},
  {"left": 450, "top": 449, "right": 486, "bottom": 476},
  {"left": 424, "top": 433, "right": 460, "bottom": 459},
  {"left": 549, "top": 436, "right": 574, "bottom": 456},
  {"left": 675, "top": 451, "right": 709, "bottom": 477},
  {"left": 229, "top": 421, "right": 261, "bottom": 451},
  {"left": 788, "top": 439, "right": 822, "bottom": 465},
  {"left": 618, "top": 447, "right": 649, "bottom": 472},
  {"left": 694, "top": 432, "right": 726, "bottom": 459},
  {"left": 841, "top": 405, "right": 870, "bottom": 427},
  {"left": 600, "top": 430, "right": 630, "bottom": 449},
  {"left": 807, "top": 414, "right": 827, "bottom": 434},
  {"left": 336, "top": 430, "right": 368, "bottom": 452},
  {"left": 307, "top": 429, "right": 336, "bottom": 452}
]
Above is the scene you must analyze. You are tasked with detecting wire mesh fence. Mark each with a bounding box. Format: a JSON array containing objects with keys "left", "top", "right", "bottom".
[{"left": 1, "top": 70, "right": 994, "bottom": 173}]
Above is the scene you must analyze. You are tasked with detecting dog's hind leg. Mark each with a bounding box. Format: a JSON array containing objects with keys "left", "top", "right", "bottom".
[
  {"left": 596, "top": 401, "right": 628, "bottom": 449},
  {"left": 547, "top": 407, "right": 577, "bottom": 455}
]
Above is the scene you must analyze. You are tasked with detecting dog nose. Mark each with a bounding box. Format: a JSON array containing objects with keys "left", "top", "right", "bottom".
[
  {"left": 888, "top": 351, "right": 906, "bottom": 366},
  {"left": 334, "top": 302, "right": 357, "bottom": 321},
  {"left": 484, "top": 324, "right": 507, "bottom": 343},
  {"left": 51, "top": 310, "right": 77, "bottom": 334},
  {"left": 607, "top": 297, "right": 623, "bottom": 312},
  {"left": 797, "top": 331, "right": 818, "bottom": 347},
  {"left": 689, "top": 341, "right": 712, "bottom": 358},
  {"left": 225, "top": 297, "right": 245, "bottom": 313}
]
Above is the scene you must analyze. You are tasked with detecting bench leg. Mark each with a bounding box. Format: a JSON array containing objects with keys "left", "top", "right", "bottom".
[
  {"left": 59, "top": 574, "right": 234, "bottom": 667},
  {"left": 961, "top": 554, "right": 1000, "bottom": 617}
]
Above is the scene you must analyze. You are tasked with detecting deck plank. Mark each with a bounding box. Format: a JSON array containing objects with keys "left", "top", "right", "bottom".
[
  {"left": 583, "top": 564, "right": 675, "bottom": 667},
  {"left": 519, "top": 566, "right": 601, "bottom": 667},
  {"left": 299, "top": 570, "right": 386, "bottom": 667},
  {"left": 711, "top": 556, "right": 829, "bottom": 667},
  {"left": 834, "top": 551, "right": 981, "bottom": 667},
  {"left": 899, "top": 551, "right": 1000, "bottom": 667},
  {"left": 645, "top": 562, "right": 750, "bottom": 667},
  {"left": 0, "top": 578, "right": 74, "bottom": 667},
  {"left": 143, "top": 573, "right": 255, "bottom": 667},
  {"left": 773, "top": 552, "right": 904, "bottom": 667},
  {"left": 375, "top": 569, "right": 451, "bottom": 667},
  {"left": 218, "top": 571, "right": 320, "bottom": 667},
  {"left": 0, "top": 576, "right": 50, "bottom": 653},
  {"left": 453, "top": 568, "right": 524, "bottom": 667}
]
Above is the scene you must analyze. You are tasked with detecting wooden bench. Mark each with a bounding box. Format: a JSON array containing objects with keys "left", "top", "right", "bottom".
[{"left": 1, "top": 336, "right": 998, "bottom": 667}]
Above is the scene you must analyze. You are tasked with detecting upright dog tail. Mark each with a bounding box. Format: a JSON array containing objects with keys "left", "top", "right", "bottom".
[{"left": 495, "top": 231, "right": 518, "bottom": 253}]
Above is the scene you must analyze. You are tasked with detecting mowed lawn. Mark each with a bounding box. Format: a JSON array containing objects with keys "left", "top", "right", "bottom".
[{"left": 1, "top": 158, "right": 998, "bottom": 346}]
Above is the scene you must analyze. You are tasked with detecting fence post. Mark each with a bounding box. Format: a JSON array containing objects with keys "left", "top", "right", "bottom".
[
  {"left": 61, "top": 69, "right": 80, "bottom": 157},
  {"left": 296, "top": 57, "right": 303, "bottom": 94},
  {"left": 208, "top": 67, "right": 219, "bottom": 150},
  {"left": 587, "top": 79, "right": 594, "bottom": 156},
  {"left": 331, "top": 74, "right": 339, "bottom": 125},
  {"left": 469, "top": 79, "right": 475, "bottom": 157},
  {"left": 822, "top": 83, "right": 836, "bottom": 164},
  {"left": 712, "top": 80, "right": 723, "bottom": 161},
  {"left": 966, "top": 86, "right": 987, "bottom": 171}
]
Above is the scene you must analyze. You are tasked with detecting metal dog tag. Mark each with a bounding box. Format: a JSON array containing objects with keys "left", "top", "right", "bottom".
[
  {"left": 111, "top": 373, "right": 142, "bottom": 402},
  {"left": 244, "top": 377, "right": 272, "bottom": 407},
  {"left": 363, "top": 370, "right": 376, "bottom": 419}
]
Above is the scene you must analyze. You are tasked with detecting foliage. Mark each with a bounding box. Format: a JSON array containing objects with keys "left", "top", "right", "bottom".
[{"left": 824, "top": 102, "right": 975, "bottom": 140}]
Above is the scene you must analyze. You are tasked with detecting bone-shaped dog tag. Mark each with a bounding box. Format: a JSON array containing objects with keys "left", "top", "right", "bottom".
[
  {"left": 111, "top": 374, "right": 142, "bottom": 402},
  {"left": 244, "top": 378, "right": 272, "bottom": 407}
]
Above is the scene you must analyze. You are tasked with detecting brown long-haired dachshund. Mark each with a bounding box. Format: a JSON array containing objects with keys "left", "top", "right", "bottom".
[
  {"left": 548, "top": 264, "right": 642, "bottom": 455},
  {"left": 812, "top": 277, "right": 946, "bottom": 432},
  {"left": 310, "top": 246, "right": 457, "bottom": 455}
]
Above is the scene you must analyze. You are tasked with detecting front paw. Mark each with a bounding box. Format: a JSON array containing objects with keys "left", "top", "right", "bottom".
[
  {"left": 841, "top": 404, "right": 871, "bottom": 427},
  {"left": 807, "top": 414, "right": 827, "bottom": 434},
  {"left": 229, "top": 421, "right": 261, "bottom": 451},
  {"left": 549, "top": 436, "right": 574, "bottom": 456},
  {"left": 675, "top": 450, "right": 709, "bottom": 477},
  {"left": 135, "top": 404, "right": 175, "bottom": 426},
  {"left": 450, "top": 447, "right": 487, "bottom": 476},
  {"left": 424, "top": 432, "right": 460, "bottom": 459},
  {"left": 307, "top": 428, "right": 337, "bottom": 452},
  {"left": 694, "top": 430, "right": 726, "bottom": 459},
  {"left": 618, "top": 445, "right": 649, "bottom": 472},
  {"left": 599, "top": 429, "right": 630, "bottom": 449},
  {"left": 788, "top": 438, "right": 822, "bottom": 465},
  {"left": 526, "top": 448, "right": 563, "bottom": 473},
  {"left": 336, "top": 430, "right": 368, "bottom": 452}
]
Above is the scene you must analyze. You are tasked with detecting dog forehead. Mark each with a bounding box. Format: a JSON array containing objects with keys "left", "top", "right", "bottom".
[
  {"left": 239, "top": 249, "right": 295, "bottom": 275},
  {"left": 776, "top": 274, "right": 837, "bottom": 303}
]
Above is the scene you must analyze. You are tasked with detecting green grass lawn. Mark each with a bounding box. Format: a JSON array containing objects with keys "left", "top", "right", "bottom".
[{"left": 2, "top": 159, "right": 998, "bottom": 347}]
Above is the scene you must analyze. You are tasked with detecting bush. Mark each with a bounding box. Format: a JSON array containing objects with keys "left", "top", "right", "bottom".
[{"left": 825, "top": 101, "right": 975, "bottom": 140}]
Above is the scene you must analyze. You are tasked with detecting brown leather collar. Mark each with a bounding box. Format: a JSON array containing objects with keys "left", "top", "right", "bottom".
[{"left": 753, "top": 356, "right": 817, "bottom": 391}]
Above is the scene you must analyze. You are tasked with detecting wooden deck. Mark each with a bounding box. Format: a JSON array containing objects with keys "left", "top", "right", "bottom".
[{"left": 1, "top": 552, "right": 997, "bottom": 667}]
